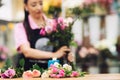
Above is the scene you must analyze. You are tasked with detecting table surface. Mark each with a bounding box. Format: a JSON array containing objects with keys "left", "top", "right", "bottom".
[{"left": 1, "top": 74, "right": 120, "bottom": 80}]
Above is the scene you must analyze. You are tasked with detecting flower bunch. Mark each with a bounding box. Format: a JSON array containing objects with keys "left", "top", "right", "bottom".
[
  {"left": 41, "top": 62, "right": 82, "bottom": 78},
  {"left": 40, "top": 17, "right": 74, "bottom": 50},
  {"left": 22, "top": 69, "right": 41, "bottom": 78}
]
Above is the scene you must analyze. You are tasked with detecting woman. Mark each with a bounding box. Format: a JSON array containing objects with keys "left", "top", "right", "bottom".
[{"left": 14, "top": 0, "right": 74, "bottom": 70}]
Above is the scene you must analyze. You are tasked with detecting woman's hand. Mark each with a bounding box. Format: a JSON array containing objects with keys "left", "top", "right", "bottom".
[
  {"left": 53, "top": 46, "right": 70, "bottom": 58},
  {"left": 67, "top": 52, "right": 74, "bottom": 62}
]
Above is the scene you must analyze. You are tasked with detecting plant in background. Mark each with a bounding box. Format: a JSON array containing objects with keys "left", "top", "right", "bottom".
[
  {"left": 43, "top": 0, "right": 62, "bottom": 17},
  {"left": 0, "top": 45, "right": 9, "bottom": 62},
  {"left": 71, "top": 0, "right": 114, "bottom": 18}
]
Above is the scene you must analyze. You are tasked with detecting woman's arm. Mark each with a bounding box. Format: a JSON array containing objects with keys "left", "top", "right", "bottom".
[{"left": 20, "top": 43, "right": 70, "bottom": 59}]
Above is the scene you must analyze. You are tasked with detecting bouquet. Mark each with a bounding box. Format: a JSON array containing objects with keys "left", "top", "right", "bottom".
[
  {"left": 0, "top": 60, "right": 86, "bottom": 79},
  {"left": 41, "top": 62, "right": 86, "bottom": 78},
  {"left": 40, "top": 17, "right": 74, "bottom": 51}
]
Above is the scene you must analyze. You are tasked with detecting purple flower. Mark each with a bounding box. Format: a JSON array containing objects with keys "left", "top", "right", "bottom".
[
  {"left": 1, "top": 73, "right": 8, "bottom": 78},
  {"left": 3, "top": 68, "right": 16, "bottom": 78}
]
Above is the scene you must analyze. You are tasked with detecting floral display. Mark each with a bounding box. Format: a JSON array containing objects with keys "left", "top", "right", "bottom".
[
  {"left": 41, "top": 62, "right": 85, "bottom": 78},
  {"left": 0, "top": 61, "right": 86, "bottom": 79},
  {"left": 39, "top": 17, "right": 75, "bottom": 51}
]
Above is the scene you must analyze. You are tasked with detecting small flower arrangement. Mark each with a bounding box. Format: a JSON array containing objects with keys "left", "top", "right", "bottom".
[
  {"left": 41, "top": 62, "right": 86, "bottom": 78},
  {"left": 40, "top": 17, "right": 74, "bottom": 51},
  {"left": 0, "top": 58, "right": 86, "bottom": 79}
]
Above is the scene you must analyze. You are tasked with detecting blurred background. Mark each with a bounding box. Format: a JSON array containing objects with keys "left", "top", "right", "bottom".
[{"left": 0, "top": 0, "right": 120, "bottom": 74}]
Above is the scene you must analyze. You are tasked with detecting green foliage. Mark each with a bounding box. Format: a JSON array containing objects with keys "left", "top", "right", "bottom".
[
  {"left": 3, "top": 58, "right": 12, "bottom": 70},
  {"left": 14, "top": 58, "right": 25, "bottom": 78},
  {"left": 31, "top": 64, "right": 44, "bottom": 73},
  {"left": 79, "top": 72, "right": 87, "bottom": 77},
  {"left": 72, "top": 4, "right": 94, "bottom": 18},
  {"left": 48, "top": 20, "right": 74, "bottom": 51},
  {"left": 48, "top": 6, "right": 61, "bottom": 15},
  {"left": 19, "top": 58, "right": 25, "bottom": 67}
]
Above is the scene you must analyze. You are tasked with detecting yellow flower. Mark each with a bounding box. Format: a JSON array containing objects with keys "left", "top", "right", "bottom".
[
  {"left": 43, "top": 0, "right": 50, "bottom": 12},
  {"left": 50, "top": 0, "right": 62, "bottom": 8}
]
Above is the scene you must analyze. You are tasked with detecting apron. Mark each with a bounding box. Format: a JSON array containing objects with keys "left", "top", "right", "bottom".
[{"left": 22, "top": 23, "right": 53, "bottom": 70}]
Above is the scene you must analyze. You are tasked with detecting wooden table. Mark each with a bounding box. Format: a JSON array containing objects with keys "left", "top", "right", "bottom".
[{"left": 1, "top": 74, "right": 120, "bottom": 80}]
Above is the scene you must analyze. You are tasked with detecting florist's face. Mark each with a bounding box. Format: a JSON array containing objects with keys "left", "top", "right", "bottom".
[{"left": 25, "top": 0, "right": 43, "bottom": 18}]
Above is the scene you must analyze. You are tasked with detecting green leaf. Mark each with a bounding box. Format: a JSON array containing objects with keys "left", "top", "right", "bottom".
[
  {"left": 32, "top": 64, "right": 45, "bottom": 73},
  {"left": 79, "top": 72, "right": 87, "bottom": 77},
  {"left": 19, "top": 58, "right": 25, "bottom": 67},
  {"left": 3, "top": 58, "right": 12, "bottom": 70}
]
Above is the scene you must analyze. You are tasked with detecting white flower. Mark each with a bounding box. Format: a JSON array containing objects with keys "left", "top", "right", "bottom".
[
  {"left": 41, "top": 71, "right": 49, "bottom": 78},
  {"left": 64, "top": 17, "right": 73, "bottom": 27},
  {"left": 47, "top": 70, "right": 53, "bottom": 74},
  {"left": 54, "top": 62, "right": 61, "bottom": 68},
  {"left": 63, "top": 64, "right": 72, "bottom": 71}
]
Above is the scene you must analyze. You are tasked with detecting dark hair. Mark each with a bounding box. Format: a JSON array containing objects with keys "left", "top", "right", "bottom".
[
  {"left": 23, "top": 0, "right": 31, "bottom": 40},
  {"left": 24, "top": 0, "right": 28, "bottom": 4}
]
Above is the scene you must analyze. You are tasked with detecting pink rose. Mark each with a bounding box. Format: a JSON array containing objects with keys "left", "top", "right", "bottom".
[
  {"left": 4, "top": 68, "right": 15, "bottom": 78},
  {"left": 32, "top": 69, "right": 41, "bottom": 77},
  {"left": 1, "top": 73, "right": 7, "bottom": 78},
  {"left": 58, "top": 17, "right": 64, "bottom": 24},
  {"left": 3, "top": 68, "right": 15, "bottom": 78},
  {"left": 60, "top": 24, "right": 65, "bottom": 30},
  {"left": 56, "top": 74, "right": 62, "bottom": 78},
  {"left": 52, "top": 67, "right": 58, "bottom": 73},
  {"left": 50, "top": 74, "right": 57, "bottom": 78},
  {"left": 59, "top": 70, "right": 65, "bottom": 77},
  {"left": 71, "top": 71, "right": 79, "bottom": 77},
  {"left": 39, "top": 28, "right": 46, "bottom": 36},
  {"left": 45, "top": 25, "right": 53, "bottom": 34},
  {"left": 51, "top": 19, "right": 57, "bottom": 31},
  {"left": 22, "top": 70, "right": 33, "bottom": 78}
]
